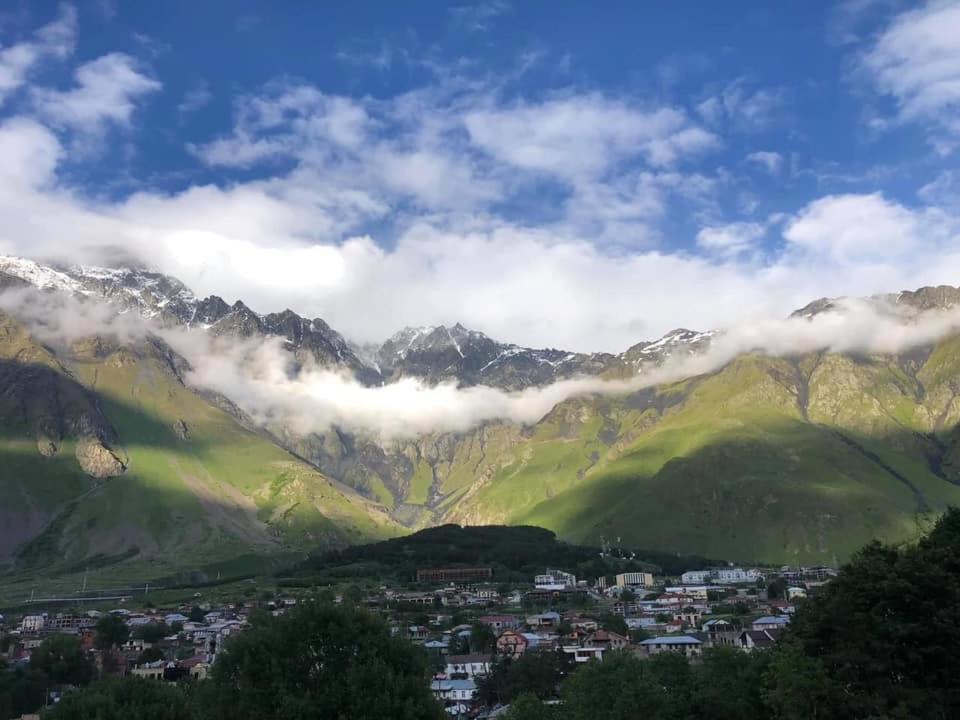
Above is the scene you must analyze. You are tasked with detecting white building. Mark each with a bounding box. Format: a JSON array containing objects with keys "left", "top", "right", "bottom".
[
  {"left": 444, "top": 654, "right": 492, "bottom": 678},
  {"left": 430, "top": 678, "right": 478, "bottom": 703},
  {"left": 20, "top": 615, "right": 45, "bottom": 632},
  {"left": 534, "top": 569, "right": 576, "bottom": 591},
  {"left": 561, "top": 646, "right": 606, "bottom": 663},
  {"left": 616, "top": 572, "right": 654, "bottom": 588},
  {"left": 715, "top": 568, "right": 760, "bottom": 584},
  {"left": 680, "top": 570, "right": 712, "bottom": 584}
]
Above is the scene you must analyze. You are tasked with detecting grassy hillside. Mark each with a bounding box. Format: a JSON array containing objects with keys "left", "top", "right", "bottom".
[
  {"left": 434, "top": 349, "right": 960, "bottom": 563},
  {"left": 0, "top": 312, "right": 401, "bottom": 599}
]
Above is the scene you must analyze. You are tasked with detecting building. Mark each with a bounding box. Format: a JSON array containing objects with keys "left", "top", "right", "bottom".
[
  {"left": 431, "top": 678, "right": 478, "bottom": 704},
  {"left": 616, "top": 572, "right": 654, "bottom": 588},
  {"left": 131, "top": 661, "right": 168, "bottom": 681},
  {"left": 20, "top": 615, "right": 45, "bottom": 632},
  {"left": 701, "top": 619, "right": 738, "bottom": 648},
  {"left": 526, "top": 611, "right": 561, "bottom": 628},
  {"left": 561, "top": 646, "right": 605, "bottom": 663},
  {"left": 665, "top": 586, "right": 709, "bottom": 600},
  {"left": 445, "top": 653, "right": 493, "bottom": 678},
  {"left": 407, "top": 625, "right": 430, "bottom": 642},
  {"left": 496, "top": 630, "right": 539, "bottom": 658},
  {"left": 715, "top": 568, "right": 760, "bottom": 584},
  {"left": 534, "top": 569, "right": 576, "bottom": 590},
  {"left": 416, "top": 567, "right": 493, "bottom": 583},
  {"left": 739, "top": 629, "right": 781, "bottom": 652},
  {"left": 639, "top": 635, "right": 703, "bottom": 658},
  {"left": 680, "top": 570, "right": 712, "bottom": 584},
  {"left": 586, "top": 630, "right": 629, "bottom": 651},
  {"left": 393, "top": 591, "right": 437, "bottom": 606},
  {"left": 478, "top": 615, "right": 520, "bottom": 632},
  {"left": 752, "top": 616, "right": 790, "bottom": 632}
]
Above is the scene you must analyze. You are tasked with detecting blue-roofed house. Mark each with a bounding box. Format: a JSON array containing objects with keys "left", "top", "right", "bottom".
[{"left": 752, "top": 616, "right": 790, "bottom": 631}]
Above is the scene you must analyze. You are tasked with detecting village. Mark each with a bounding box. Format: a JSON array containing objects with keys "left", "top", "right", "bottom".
[{"left": 0, "top": 562, "right": 836, "bottom": 718}]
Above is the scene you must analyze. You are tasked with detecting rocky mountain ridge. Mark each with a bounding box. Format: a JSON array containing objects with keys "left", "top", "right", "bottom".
[{"left": 0, "top": 255, "right": 714, "bottom": 390}]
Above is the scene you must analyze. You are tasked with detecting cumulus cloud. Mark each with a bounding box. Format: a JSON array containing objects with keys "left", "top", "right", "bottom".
[
  {"left": 860, "top": 0, "right": 960, "bottom": 148},
  {"left": 783, "top": 192, "right": 957, "bottom": 263},
  {"left": 32, "top": 52, "right": 161, "bottom": 133},
  {"left": 696, "top": 221, "right": 766, "bottom": 257},
  {"left": 0, "top": 104, "right": 959, "bottom": 353},
  {"left": 463, "top": 95, "right": 718, "bottom": 177},
  {"left": 0, "top": 3, "right": 76, "bottom": 104}
]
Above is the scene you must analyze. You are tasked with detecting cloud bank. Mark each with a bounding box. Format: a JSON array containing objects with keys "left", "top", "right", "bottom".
[{"left": 4, "top": 287, "right": 960, "bottom": 441}]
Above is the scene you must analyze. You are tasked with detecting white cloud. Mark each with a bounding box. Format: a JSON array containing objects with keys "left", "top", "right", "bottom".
[
  {"left": 177, "top": 81, "right": 211, "bottom": 116},
  {"left": 782, "top": 193, "right": 946, "bottom": 263},
  {"left": 697, "top": 80, "right": 786, "bottom": 131},
  {"left": 745, "top": 150, "right": 783, "bottom": 174},
  {"left": 464, "top": 95, "right": 718, "bottom": 178},
  {"left": 0, "top": 3, "right": 76, "bottom": 104},
  {"left": 696, "top": 221, "right": 766, "bottom": 257},
  {"left": 861, "top": 0, "right": 960, "bottom": 147},
  {"left": 0, "top": 117, "right": 62, "bottom": 187},
  {"left": 11, "top": 284, "right": 960, "bottom": 440},
  {"left": 448, "top": 1, "right": 512, "bottom": 32},
  {"left": 32, "top": 52, "right": 161, "bottom": 133}
]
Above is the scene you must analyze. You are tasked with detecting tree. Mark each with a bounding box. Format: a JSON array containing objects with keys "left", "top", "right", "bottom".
[
  {"left": 188, "top": 606, "right": 206, "bottom": 623},
  {"left": 785, "top": 508, "right": 960, "bottom": 719},
  {"left": 44, "top": 677, "right": 194, "bottom": 720},
  {"left": 95, "top": 615, "right": 130, "bottom": 651},
  {"left": 136, "top": 647, "right": 165, "bottom": 665},
  {"left": 477, "top": 652, "right": 565, "bottom": 706},
  {"left": 766, "top": 577, "right": 788, "bottom": 600},
  {"left": 0, "top": 666, "right": 47, "bottom": 719},
  {"left": 619, "top": 588, "right": 636, "bottom": 602},
  {"left": 763, "top": 641, "right": 839, "bottom": 720},
  {"left": 133, "top": 622, "right": 169, "bottom": 644},
  {"left": 196, "top": 601, "right": 444, "bottom": 720},
  {"left": 597, "top": 612, "right": 628, "bottom": 636},
  {"left": 503, "top": 692, "right": 559, "bottom": 720},
  {"left": 469, "top": 620, "right": 496, "bottom": 654},
  {"left": 30, "top": 634, "right": 94, "bottom": 687},
  {"left": 690, "top": 647, "right": 769, "bottom": 720},
  {"left": 562, "top": 651, "right": 668, "bottom": 720},
  {"left": 342, "top": 584, "right": 364, "bottom": 606}
]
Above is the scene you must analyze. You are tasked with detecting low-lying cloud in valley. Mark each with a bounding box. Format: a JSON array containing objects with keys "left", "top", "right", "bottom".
[{"left": 4, "top": 287, "right": 960, "bottom": 441}]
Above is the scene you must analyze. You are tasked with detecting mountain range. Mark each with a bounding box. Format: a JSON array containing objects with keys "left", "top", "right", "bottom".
[{"left": 2, "top": 253, "right": 960, "bottom": 593}]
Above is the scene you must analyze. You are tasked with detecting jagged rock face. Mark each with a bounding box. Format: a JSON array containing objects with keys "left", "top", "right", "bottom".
[
  {"left": 621, "top": 328, "right": 716, "bottom": 368},
  {"left": 75, "top": 437, "right": 126, "bottom": 478},
  {"left": 0, "top": 316, "right": 126, "bottom": 478},
  {"left": 376, "top": 323, "right": 627, "bottom": 390}
]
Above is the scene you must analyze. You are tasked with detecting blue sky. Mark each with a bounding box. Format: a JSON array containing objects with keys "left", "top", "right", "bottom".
[{"left": 0, "top": 1, "right": 958, "bottom": 351}]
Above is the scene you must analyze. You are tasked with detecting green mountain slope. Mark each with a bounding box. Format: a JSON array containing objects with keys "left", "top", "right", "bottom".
[
  {"left": 433, "top": 348, "right": 960, "bottom": 563},
  {"left": 0, "top": 311, "right": 400, "bottom": 593}
]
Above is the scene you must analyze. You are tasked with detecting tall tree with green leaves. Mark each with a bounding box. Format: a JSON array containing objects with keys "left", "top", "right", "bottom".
[
  {"left": 196, "top": 601, "right": 443, "bottom": 720},
  {"left": 44, "top": 677, "right": 194, "bottom": 720},
  {"left": 95, "top": 615, "right": 130, "bottom": 651},
  {"left": 29, "top": 634, "right": 94, "bottom": 687}
]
